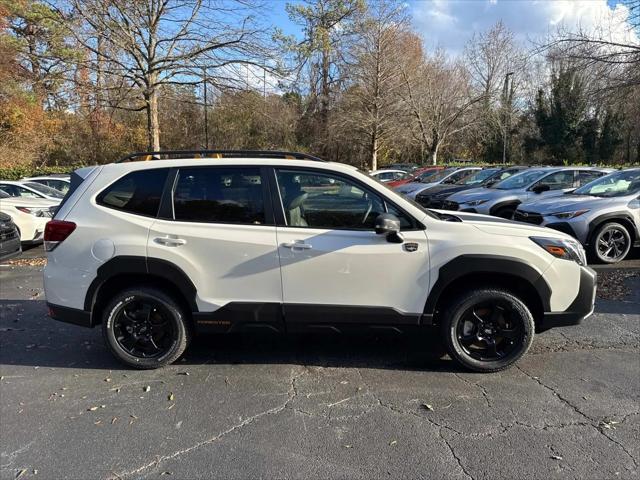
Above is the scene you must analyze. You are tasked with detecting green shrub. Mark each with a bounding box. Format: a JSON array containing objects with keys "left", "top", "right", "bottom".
[{"left": 0, "top": 165, "right": 83, "bottom": 180}]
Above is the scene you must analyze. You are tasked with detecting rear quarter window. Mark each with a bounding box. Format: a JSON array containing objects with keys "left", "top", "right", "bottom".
[{"left": 97, "top": 169, "right": 169, "bottom": 217}]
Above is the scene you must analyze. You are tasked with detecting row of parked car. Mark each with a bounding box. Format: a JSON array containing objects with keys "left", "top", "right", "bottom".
[
  {"left": 0, "top": 175, "right": 71, "bottom": 261},
  {"left": 372, "top": 165, "right": 640, "bottom": 264}
]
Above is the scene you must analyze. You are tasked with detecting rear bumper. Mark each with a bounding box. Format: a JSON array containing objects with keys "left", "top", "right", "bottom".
[
  {"left": 540, "top": 266, "right": 597, "bottom": 329},
  {"left": 48, "top": 303, "right": 94, "bottom": 328}
]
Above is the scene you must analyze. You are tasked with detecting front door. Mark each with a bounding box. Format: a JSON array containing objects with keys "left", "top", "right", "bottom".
[{"left": 272, "top": 168, "right": 430, "bottom": 327}]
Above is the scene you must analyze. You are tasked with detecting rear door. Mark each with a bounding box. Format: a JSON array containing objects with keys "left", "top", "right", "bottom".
[
  {"left": 147, "top": 166, "right": 282, "bottom": 325},
  {"left": 272, "top": 167, "right": 430, "bottom": 328}
]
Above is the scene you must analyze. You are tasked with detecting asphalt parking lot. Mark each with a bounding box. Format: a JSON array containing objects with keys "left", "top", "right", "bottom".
[{"left": 1, "top": 247, "right": 639, "bottom": 480}]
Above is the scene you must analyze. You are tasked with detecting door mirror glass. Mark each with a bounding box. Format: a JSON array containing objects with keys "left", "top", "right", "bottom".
[{"left": 375, "top": 213, "right": 403, "bottom": 243}]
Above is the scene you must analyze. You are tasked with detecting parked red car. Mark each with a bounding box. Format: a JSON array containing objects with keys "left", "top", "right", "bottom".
[{"left": 387, "top": 166, "right": 444, "bottom": 188}]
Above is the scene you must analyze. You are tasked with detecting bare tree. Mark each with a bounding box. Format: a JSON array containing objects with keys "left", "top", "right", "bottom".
[
  {"left": 541, "top": 0, "right": 640, "bottom": 91},
  {"left": 399, "top": 48, "right": 481, "bottom": 165},
  {"left": 335, "top": 0, "right": 410, "bottom": 170},
  {"left": 59, "top": 0, "right": 276, "bottom": 150}
]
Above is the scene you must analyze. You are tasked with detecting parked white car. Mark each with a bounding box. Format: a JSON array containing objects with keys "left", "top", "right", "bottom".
[
  {"left": 44, "top": 151, "right": 596, "bottom": 373},
  {"left": 369, "top": 169, "right": 409, "bottom": 183},
  {"left": 0, "top": 180, "right": 66, "bottom": 202},
  {"left": 0, "top": 190, "right": 57, "bottom": 243},
  {"left": 23, "top": 175, "right": 71, "bottom": 194}
]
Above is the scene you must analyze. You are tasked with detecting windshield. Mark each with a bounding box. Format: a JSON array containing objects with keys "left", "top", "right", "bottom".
[
  {"left": 0, "top": 189, "right": 8, "bottom": 199},
  {"left": 24, "top": 182, "right": 65, "bottom": 199},
  {"left": 495, "top": 170, "right": 548, "bottom": 190},
  {"left": 409, "top": 169, "right": 441, "bottom": 183},
  {"left": 421, "top": 168, "right": 457, "bottom": 183},
  {"left": 455, "top": 169, "right": 500, "bottom": 186},
  {"left": 572, "top": 170, "right": 640, "bottom": 197}
]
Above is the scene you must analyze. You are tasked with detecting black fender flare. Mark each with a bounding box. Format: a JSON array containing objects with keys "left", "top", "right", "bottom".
[
  {"left": 84, "top": 256, "right": 198, "bottom": 312},
  {"left": 587, "top": 212, "right": 638, "bottom": 245},
  {"left": 489, "top": 200, "right": 521, "bottom": 216},
  {"left": 424, "top": 254, "right": 552, "bottom": 316}
]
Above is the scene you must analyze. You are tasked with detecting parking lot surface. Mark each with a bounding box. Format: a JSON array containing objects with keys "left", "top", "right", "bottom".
[{"left": 1, "top": 248, "right": 639, "bottom": 479}]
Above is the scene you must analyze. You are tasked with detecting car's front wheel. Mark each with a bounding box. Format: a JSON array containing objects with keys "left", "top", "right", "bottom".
[
  {"left": 102, "top": 287, "right": 190, "bottom": 369},
  {"left": 441, "top": 288, "right": 535, "bottom": 372},
  {"left": 589, "top": 222, "right": 631, "bottom": 264}
]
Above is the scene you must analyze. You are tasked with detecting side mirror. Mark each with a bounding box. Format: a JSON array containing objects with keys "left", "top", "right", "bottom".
[
  {"left": 532, "top": 184, "right": 550, "bottom": 194},
  {"left": 375, "top": 213, "right": 403, "bottom": 243}
]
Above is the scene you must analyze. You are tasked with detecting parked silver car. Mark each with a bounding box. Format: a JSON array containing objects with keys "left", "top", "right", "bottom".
[
  {"left": 394, "top": 167, "right": 480, "bottom": 199},
  {"left": 443, "top": 167, "right": 612, "bottom": 218},
  {"left": 514, "top": 168, "right": 640, "bottom": 263}
]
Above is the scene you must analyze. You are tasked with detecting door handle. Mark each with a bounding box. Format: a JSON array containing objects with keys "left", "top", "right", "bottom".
[
  {"left": 154, "top": 236, "right": 187, "bottom": 247},
  {"left": 281, "top": 240, "right": 312, "bottom": 250}
]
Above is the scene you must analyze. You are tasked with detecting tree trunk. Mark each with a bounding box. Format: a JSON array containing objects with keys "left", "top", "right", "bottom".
[
  {"left": 145, "top": 86, "right": 160, "bottom": 151},
  {"left": 430, "top": 130, "right": 440, "bottom": 165},
  {"left": 370, "top": 135, "right": 378, "bottom": 171}
]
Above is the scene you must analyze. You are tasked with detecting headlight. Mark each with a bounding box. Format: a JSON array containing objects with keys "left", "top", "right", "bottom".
[
  {"left": 530, "top": 236, "right": 587, "bottom": 266},
  {"left": 465, "top": 199, "right": 488, "bottom": 207},
  {"left": 549, "top": 209, "right": 590, "bottom": 219}
]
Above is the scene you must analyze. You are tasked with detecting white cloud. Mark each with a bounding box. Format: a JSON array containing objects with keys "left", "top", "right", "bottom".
[{"left": 411, "top": 0, "right": 639, "bottom": 56}]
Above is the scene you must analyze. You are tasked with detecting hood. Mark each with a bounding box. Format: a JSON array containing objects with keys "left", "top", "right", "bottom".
[
  {"left": 518, "top": 193, "right": 630, "bottom": 214},
  {"left": 395, "top": 182, "right": 435, "bottom": 194},
  {"left": 447, "top": 187, "right": 504, "bottom": 203},
  {"left": 441, "top": 210, "right": 573, "bottom": 240}
]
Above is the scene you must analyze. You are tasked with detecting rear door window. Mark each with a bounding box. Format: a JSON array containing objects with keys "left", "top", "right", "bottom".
[
  {"left": 172, "top": 167, "right": 266, "bottom": 225},
  {"left": 97, "top": 168, "right": 169, "bottom": 217}
]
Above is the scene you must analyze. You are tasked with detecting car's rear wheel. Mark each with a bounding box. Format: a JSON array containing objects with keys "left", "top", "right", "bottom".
[
  {"left": 441, "top": 289, "right": 534, "bottom": 372},
  {"left": 102, "top": 287, "right": 190, "bottom": 369},
  {"left": 589, "top": 222, "right": 631, "bottom": 264}
]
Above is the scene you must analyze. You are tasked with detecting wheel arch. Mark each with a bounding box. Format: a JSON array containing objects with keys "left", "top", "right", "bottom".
[
  {"left": 85, "top": 256, "right": 198, "bottom": 326},
  {"left": 424, "top": 255, "right": 550, "bottom": 327},
  {"left": 489, "top": 200, "right": 521, "bottom": 216},
  {"left": 587, "top": 212, "right": 638, "bottom": 246}
]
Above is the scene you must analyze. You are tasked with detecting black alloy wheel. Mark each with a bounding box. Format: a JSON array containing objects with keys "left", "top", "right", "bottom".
[
  {"left": 112, "top": 299, "right": 175, "bottom": 359},
  {"left": 455, "top": 301, "right": 523, "bottom": 361},
  {"left": 441, "top": 289, "right": 535, "bottom": 372},
  {"left": 102, "top": 287, "right": 190, "bottom": 369}
]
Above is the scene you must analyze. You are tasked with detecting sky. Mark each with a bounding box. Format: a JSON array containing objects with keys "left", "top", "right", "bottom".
[{"left": 267, "top": 0, "right": 639, "bottom": 57}]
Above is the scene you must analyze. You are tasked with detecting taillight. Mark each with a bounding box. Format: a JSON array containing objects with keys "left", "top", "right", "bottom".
[{"left": 44, "top": 220, "right": 76, "bottom": 252}]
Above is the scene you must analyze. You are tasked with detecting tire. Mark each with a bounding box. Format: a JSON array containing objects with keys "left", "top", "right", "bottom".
[
  {"left": 102, "top": 287, "right": 190, "bottom": 369},
  {"left": 589, "top": 222, "right": 631, "bottom": 264},
  {"left": 440, "top": 288, "right": 535, "bottom": 373},
  {"left": 494, "top": 206, "right": 516, "bottom": 219}
]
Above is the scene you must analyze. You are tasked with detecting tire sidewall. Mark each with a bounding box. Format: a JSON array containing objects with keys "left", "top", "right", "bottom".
[
  {"left": 591, "top": 222, "right": 631, "bottom": 264},
  {"left": 102, "top": 289, "right": 188, "bottom": 369},
  {"left": 442, "top": 289, "right": 535, "bottom": 372}
]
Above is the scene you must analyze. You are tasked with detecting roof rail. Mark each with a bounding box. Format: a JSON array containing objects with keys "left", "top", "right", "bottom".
[{"left": 116, "top": 150, "right": 325, "bottom": 163}]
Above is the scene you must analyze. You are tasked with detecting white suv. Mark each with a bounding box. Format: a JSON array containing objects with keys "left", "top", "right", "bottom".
[{"left": 44, "top": 151, "right": 597, "bottom": 372}]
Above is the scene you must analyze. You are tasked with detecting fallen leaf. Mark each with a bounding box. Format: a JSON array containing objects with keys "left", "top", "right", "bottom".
[
  {"left": 130, "top": 414, "right": 138, "bottom": 419},
  {"left": 143, "top": 386, "right": 150, "bottom": 392},
  {"left": 16, "top": 469, "right": 27, "bottom": 479},
  {"left": 111, "top": 417, "right": 117, "bottom": 424},
  {"left": 88, "top": 406, "right": 99, "bottom": 411},
  {"left": 100, "top": 405, "right": 106, "bottom": 409},
  {"left": 160, "top": 473, "right": 173, "bottom": 476},
  {"left": 551, "top": 455, "right": 563, "bottom": 461},
  {"left": 167, "top": 404, "right": 175, "bottom": 410},
  {"left": 178, "top": 372, "right": 190, "bottom": 376},
  {"left": 343, "top": 444, "right": 352, "bottom": 449},
  {"left": 94, "top": 420, "right": 102, "bottom": 425},
  {"left": 421, "top": 403, "right": 434, "bottom": 412},
  {"left": 389, "top": 440, "right": 397, "bottom": 446},
  {"left": 104, "top": 378, "right": 112, "bottom": 382},
  {"left": 168, "top": 393, "right": 175, "bottom": 401}
]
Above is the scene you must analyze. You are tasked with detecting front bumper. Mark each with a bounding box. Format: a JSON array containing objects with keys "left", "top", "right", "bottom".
[
  {"left": 540, "top": 266, "right": 597, "bottom": 330},
  {"left": 0, "top": 233, "right": 22, "bottom": 262}
]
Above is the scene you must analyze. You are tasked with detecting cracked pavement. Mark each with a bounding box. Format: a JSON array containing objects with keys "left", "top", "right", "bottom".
[{"left": 1, "top": 250, "right": 639, "bottom": 479}]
